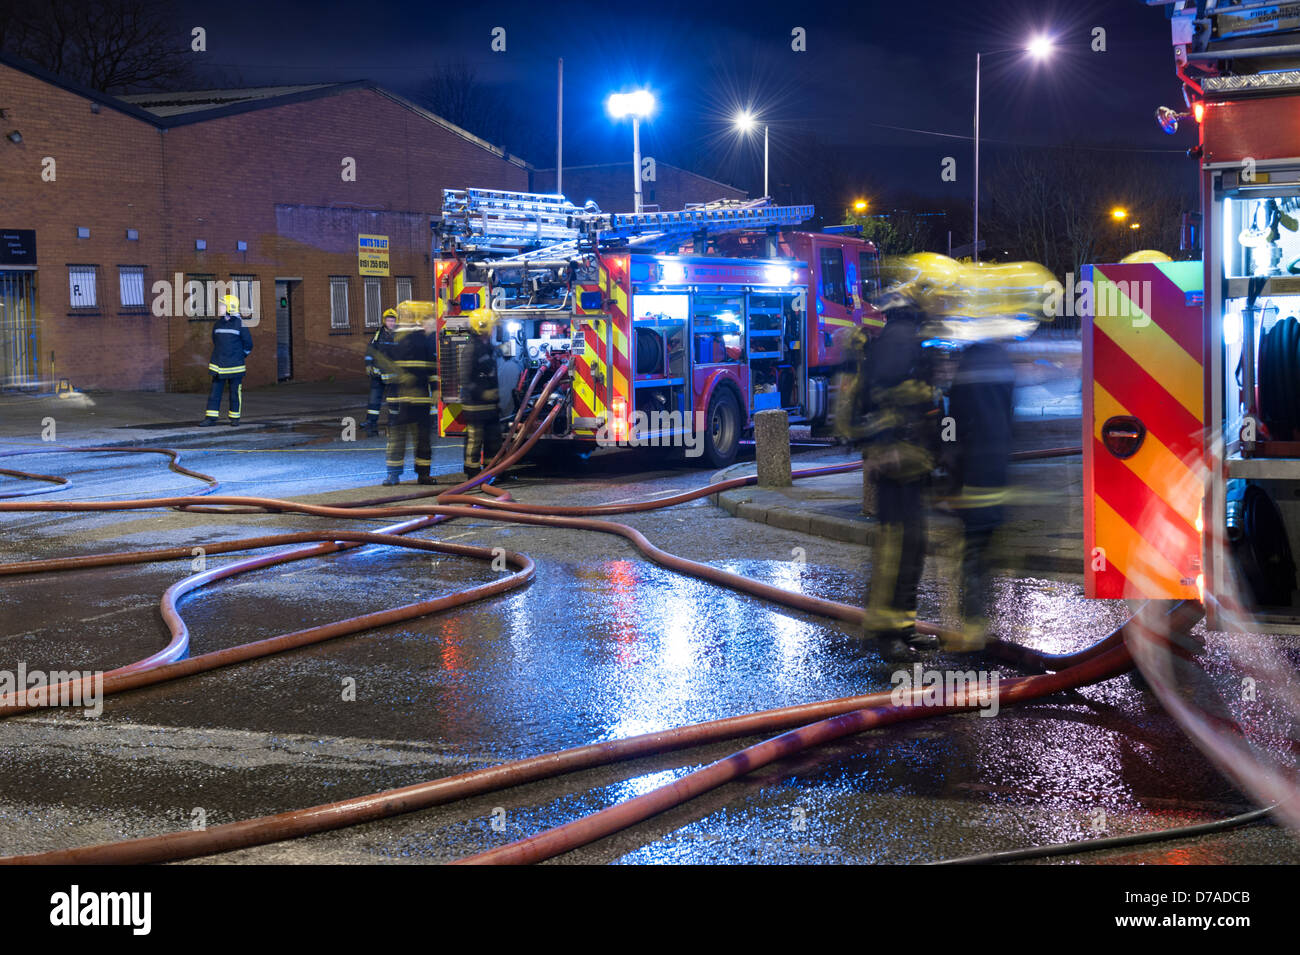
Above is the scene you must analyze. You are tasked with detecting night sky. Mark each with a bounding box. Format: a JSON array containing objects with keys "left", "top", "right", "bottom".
[{"left": 169, "top": 0, "right": 1191, "bottom": 205}]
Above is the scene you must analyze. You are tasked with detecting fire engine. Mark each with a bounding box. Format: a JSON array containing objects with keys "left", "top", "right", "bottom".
[
  {"left": 431, "top": 188, "right": 883, "bottom": 467},
  {"left": 1085, "top": 1, "right": 1300, "bottom": 632}
]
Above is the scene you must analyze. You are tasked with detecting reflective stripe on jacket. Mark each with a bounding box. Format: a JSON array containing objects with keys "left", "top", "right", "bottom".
[{"left": 209, "top": 316, "right": 253, "bottom": 378}]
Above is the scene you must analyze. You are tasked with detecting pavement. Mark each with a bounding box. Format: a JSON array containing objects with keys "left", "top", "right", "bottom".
[
  {"left": 713, "top": 414, "right": 1086, "bottom": 575},
  {"left": 0, "top": 379, "right": 382, "bottom": 450}
]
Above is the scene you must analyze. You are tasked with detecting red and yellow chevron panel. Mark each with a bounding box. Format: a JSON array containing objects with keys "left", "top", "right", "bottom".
[
  {"left": 569, "top": 317, "right": 608, "bottom": 431},
  {"left": 436, "top": 261, "right": 468, "bottom": 437},
  {"left": 602, "top": 257, "right": 632, "bottom": 439},
  {"left": 1083, "top": 261, "right": 1206, "bottom": 599}
]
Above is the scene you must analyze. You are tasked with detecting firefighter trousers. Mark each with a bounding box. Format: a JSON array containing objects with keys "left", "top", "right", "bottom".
[
  {"left": 206, "top": 375, "right": 243, "bottom": 420},
  {"left": 959, "top": 504, "right": 1002, "bottom": 625},
  {"left": 386, "top": 416, "right": 432, "bottom": 475},
  {"left": 366, "top": 378, "right": 392, "bottom": 425},
  {"left": 463, "top": 419, "right": 502, "bottom": 475},
  {"left": 864, "top": 475, "right": 925, "bottom": 636}
]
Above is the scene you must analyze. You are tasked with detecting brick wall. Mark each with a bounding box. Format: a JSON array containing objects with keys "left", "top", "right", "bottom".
[
  {"left": 0, "top": 67, "right": 529, "bottom": 392},
  {"left": 0, "top": 62, "right": 168, "bottom": 390}
]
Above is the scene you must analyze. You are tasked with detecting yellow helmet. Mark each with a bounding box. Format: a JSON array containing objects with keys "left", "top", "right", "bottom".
[
  {"left": 382, "top": 307, "right": 398, "bottom": 320},
  {"left": 222, "top": 294, "right": 241, "bottom": 316},
  {"left": 1120, "top": 249, "right": 1172, "bottom": 264},
  {"left": 395, "top": 300, "right": 436, "bottom": 326},
  {"left": 467, "top": 308, "right": 497, "bottom": 336}
]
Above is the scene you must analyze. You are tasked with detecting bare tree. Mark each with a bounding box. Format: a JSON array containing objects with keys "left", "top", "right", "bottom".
[
  {"left": 0, "top": 0, "right": 194, "bottom": 92},
  {"left": 982, "top": 145, "right": 1195, "bottom": 278},
  {"left": 415, "top": 61, "right": 545, "bottom": 161}
]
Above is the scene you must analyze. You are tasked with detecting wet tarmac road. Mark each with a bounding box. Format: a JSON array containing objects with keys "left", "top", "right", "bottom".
[{"left": 0, "top": 427, "right": 1297, "bottom": 864}]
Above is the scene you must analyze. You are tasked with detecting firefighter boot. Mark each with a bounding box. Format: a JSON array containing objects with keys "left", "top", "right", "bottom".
[
  {"left": 382, "top": 467, "right": 402, "bottom": 487},
  {"left": 875, "top": 631, "right": 923, "bottom": 665},
  {"left": 416, "top": 467, "right": 435, "bottom": 486}
]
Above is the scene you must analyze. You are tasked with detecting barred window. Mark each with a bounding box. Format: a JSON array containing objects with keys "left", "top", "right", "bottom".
[
  {"left": 118, "top": 266, "right": 146, "bottom": 308},
  {"left": 395, "top": 276, "right": 413, "bottom": 305},
  {"left": 230, "top": 274, "right": 258, "bottom": 319},
  {"left": 329, "top": 276, "right": 350, "bottom": 329},
  {"left": 69, "top": 265, "right": 98, "bottom": 309},
  {"left": 364, "top": 277, "right": 382, "bottom": 328},
  {"left": 183, "top": 274, "right": 216, "bottom": 318}
]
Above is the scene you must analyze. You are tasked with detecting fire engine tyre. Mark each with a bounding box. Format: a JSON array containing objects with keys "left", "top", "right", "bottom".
[{"left": 702, "top": 388, "right": 741, "bottom": 469}]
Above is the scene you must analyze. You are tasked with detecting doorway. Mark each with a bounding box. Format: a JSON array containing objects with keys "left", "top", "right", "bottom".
[
  {"left": 275, "top": 280, "right": 295, "bottom": 381},
  {"left": 0, "top": 270, "right": 38, "bottom": 388}
]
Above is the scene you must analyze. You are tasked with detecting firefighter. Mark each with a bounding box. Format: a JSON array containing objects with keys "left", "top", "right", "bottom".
[
  {"left": 859, "top": 303, "right": 943, "bottom": 663},
  {"left": 364, "top": 308, "right": 399, "bottom": 437},
  {"left": 201, "top": 294, "right": 253, "bottom": 426},
  {"left": 459, "top": 308, "right": 503, "bottom": 480},
  {"left": 944, "top": 340, "right": 1015, "bottom": 650},
  {"left": 373, "top": 304, "right": 437, "bottom": 486}
]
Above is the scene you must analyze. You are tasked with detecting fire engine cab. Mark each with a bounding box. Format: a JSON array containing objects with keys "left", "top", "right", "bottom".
[
  {"left": 1086, "top": 1, "right": 1300, "bottom": 631},
  {"left": 432, "top": 188, "right": 882, "bottom": 467}
]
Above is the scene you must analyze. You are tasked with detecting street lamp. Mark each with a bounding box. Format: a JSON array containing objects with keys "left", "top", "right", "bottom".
[
  {"left": 608, "top": 90, "right": 655, "bottom": 213},
  {"left": 734, "top": 110, "right": 769, "bottom": 199},
  {"left": 853, "top": 199, "right": 868, "bottom": 213},
  {"left": 1111, "top": 207, "right": 1129, "bottom": 221},
  {"left": 974, "top": 34, "right": 1054, "bottom": 263}
]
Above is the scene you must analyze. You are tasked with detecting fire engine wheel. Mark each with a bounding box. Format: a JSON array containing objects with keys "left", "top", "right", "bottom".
[{"left": 702, "top": 389, "right": 741, "bottom": 469}]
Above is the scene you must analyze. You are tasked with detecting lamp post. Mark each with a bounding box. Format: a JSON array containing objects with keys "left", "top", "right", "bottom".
[
  {"left": 734, "top": 111, "right": 769, "bottom": 199},
  {"left": 608, "top": 90, "right": 655, "bottom": 213},
  {"left": 974, "top": 35, "right": 1053, "bottom": 263}
]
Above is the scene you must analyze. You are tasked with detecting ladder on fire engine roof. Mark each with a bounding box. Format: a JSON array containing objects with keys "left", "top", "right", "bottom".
[{"left": 436, "top": 187, "right": 814, "bottom": 265}]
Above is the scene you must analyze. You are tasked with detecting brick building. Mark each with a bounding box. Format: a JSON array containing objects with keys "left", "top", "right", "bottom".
[
  {"left": 532, "top": 163, "right": 746, "bottom": 214},
  {"left": 0, "top": 53, "right": 529, "bottom": 391}
]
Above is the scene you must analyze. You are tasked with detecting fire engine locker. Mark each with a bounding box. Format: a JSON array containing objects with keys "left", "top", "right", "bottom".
[
  {"left": 1083, "top": 260, "right": 1205, "bottom": 601},
  {"left": 1204, "top": 162, "right": 1300, "bottom": 631}
]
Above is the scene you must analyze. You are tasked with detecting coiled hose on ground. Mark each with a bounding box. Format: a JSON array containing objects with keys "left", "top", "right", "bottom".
[{"left": 0, "top": 405, "right": 1224, "bottom": 865}]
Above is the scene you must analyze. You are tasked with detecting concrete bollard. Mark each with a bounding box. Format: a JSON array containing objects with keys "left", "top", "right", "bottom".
[{"left": 754, "top": 409, "right": 792, "bottom": 487}]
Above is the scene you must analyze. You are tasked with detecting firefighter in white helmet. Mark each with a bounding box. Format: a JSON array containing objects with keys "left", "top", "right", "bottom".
[{"left": 459, "top": 308, "right": 503, "bottom": 480}]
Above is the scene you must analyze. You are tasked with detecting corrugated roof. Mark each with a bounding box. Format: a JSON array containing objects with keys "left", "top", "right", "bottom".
[
  {"left": 0, "top": 52, "right": 529, "bottom": 168},
  {"left": 120, "top": 85, "right": 341, "bottom": 116}
]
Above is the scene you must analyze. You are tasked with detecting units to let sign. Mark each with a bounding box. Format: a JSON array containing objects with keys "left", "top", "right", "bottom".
[{"left": 358, "top": 234, "right": 390, "bottom": 276}]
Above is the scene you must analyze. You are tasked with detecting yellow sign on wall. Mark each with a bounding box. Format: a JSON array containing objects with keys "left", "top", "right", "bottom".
[{"left": 358, "top": 234, "right": 390, "bottom": 276}]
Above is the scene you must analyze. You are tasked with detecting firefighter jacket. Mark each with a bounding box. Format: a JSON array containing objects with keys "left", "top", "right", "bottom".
[
  {"left": 209, "top": 315, "right": 253, "bottom": 379},
  {"left": 373, "top": 325, "right": 436, "bottom": 425},
  {"left": 946, "top": 340, "right": 1015, "bottom": 510},
  {"left": 858, "top": 313, "right": 940, "bottom": 482},
  {"left": 365, "top": 325, "right": 398, "bottom": 382},
  {"left": 457, "top": 334, "right": 500, "bottom": 423}
]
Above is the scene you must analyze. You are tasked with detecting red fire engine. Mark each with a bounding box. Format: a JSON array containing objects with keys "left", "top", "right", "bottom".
[
  {"left": 1086, "top": 1, "right": 1300, "bottom": 631},
  {"left": 432, "top": 189, "right": 882, "bottom": 467}
]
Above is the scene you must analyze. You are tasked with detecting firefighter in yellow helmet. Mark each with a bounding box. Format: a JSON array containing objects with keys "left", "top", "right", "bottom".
[
  {"left": 363, "top": 307, "right": 399, "bottom": 437},
  {"left": 201, "top": 294, "right": 253, "bottom": 426},
  {"left": 858, "top": 300, "right": 943, "bottom": 663},
  {"left": 372, "top": 302, "right": 437, "bottom": 485},
  {"left": 459, "top": 309, "right": 503, "bottom": 480}
]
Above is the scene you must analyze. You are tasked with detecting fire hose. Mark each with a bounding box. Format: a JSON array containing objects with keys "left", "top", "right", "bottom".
[{"left": 0, "top": 396, "right": 1222, "bottom": 864}]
